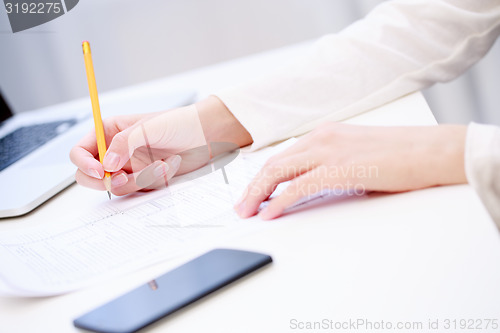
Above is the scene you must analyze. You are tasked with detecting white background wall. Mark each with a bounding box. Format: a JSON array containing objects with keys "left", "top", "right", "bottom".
[{"left": 0, "top": 0, "right": 498, "bottom": 125}]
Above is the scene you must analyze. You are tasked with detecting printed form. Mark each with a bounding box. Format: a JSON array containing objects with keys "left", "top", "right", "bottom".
[{"left": 0, "top": 141, "right": 295, "bottom": 297}]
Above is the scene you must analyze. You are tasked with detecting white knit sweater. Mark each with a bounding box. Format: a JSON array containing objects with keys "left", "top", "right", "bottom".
[{"left": 216, "top": 0, "right": 500, "bottom": 225}]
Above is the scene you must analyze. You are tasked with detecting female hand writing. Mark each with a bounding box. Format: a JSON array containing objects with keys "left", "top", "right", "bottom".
[{"left": 69, "top": 96, "right": 252, "bottom": 196}]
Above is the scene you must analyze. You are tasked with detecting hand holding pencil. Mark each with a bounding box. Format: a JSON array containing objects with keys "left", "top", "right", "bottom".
[
  {"left": 71, "top": 45, "right": 240, "bottom": 197},
  {"left": 74, "top": 41, "right": 194, "bottom": 197}
]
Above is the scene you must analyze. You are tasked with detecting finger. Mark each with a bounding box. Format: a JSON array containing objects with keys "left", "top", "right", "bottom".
[
  {"left": 112, "top": 155, "right": 182, "bottom": 196},
  {"left": 75, "top": 168, "right": 131, "bottom": 191},
  {"left": 134, "top": 155, "right": 180, "bottom": 189},
  {"left": 70, "top": 130, "right": 104, "bottom": 179},
  {"left": 103, "top": 116, "right": 168, "bottom": 172},
  {"left": 236, "top": 152, "right": 316, "bottom": 218},
  {"left": 109, "top": 172, "right": 142, "bottom": 196},
  {"left": 75, "top": 166, "right": 146, "bottom": 194},
  {"left": 102, "top": 126, "right": 136, "bottom": 172},
  {"left": 77, "top": 152, "right": 182, "bottom": 195},
  {"left": 258, "top": 166, "right": 328, "bottom": 220},
  {"left": 234, "top": 135, "right": 320, "bottom": 215},
  {"left": 71, "top": 115, "right": 148, "bottom": 177},
  {"left": 163, "top": 155, "right": 182, "bottom": 182},
  {"left": 75, "top": 169, "right": 106, "bottom": 190}
]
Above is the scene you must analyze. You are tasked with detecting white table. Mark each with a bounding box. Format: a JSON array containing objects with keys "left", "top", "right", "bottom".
[{"left": 1, "top": 41, "right": 500, "bottom": 333}]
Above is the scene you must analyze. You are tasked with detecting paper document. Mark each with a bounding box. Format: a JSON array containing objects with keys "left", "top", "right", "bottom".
[{"left": 0, "top": 140, "right": 297, "bottom": 296}]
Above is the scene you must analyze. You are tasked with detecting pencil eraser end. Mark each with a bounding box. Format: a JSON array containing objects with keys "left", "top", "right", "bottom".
[{"left": 82, "top": 41, "right": 91, "bottom": 54}]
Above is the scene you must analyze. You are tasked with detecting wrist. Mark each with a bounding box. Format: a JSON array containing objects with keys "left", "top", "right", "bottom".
[
  {"left": 196, "top": 95, "right": 253, "bottom": 147},
  {"left": 431, "top": 125, "right": 467, "bottom": 186}
]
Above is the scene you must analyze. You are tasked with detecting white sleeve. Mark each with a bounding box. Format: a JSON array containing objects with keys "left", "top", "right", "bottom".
[
  {"left": 216, "top": 0, "right": 500, "bottom": 150},
  {"left": 465, "top": 123, "right": 500, "bottom": 227}
]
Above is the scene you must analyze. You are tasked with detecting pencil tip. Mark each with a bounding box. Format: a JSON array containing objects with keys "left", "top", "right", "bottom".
[{"left": 107, "top": 191, "right": 111, "bottom": 200}]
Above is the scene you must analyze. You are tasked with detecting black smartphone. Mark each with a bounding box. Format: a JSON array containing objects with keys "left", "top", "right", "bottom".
[{"left": 73, "top": 249, "right": 272, "bottom": 333}]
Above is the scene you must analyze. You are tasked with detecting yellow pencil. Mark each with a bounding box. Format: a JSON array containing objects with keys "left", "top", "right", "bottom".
[{"left": 82, "top": 41, "right": 111, "bottom": 199}]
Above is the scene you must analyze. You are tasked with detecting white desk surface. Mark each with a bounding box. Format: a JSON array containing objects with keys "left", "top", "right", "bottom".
[{"left": 2, "top": 41, "right": 500, "bottom": 333}]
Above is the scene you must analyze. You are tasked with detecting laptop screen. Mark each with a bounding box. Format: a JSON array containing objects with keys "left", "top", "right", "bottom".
[{"left": 0, "top": 92, "right": 13, "bottom": 123}]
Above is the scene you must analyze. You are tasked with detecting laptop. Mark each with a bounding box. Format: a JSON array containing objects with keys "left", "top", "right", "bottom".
[{"left": 0, "top": 89, "right": 196, "bottom": 218}]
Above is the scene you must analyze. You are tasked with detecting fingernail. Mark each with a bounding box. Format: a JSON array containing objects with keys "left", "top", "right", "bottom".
[
  {"left": 103, "top": 152, "right": 120, "bottom": 171},
  {"left": 154, "top": 163, "right": 168, "bottom": 178},
  {"left": 259, "top": 207, "right": 273, "bottom": 220},
  {"left": 234, "top": 194, "right": 245, "bottom": 208},
  {"left": 235, "top": 200, "right": 246, "bottom": 216},
  {"left": 169, "top": 155, "right": 182, "bottom": 171},
  {"left": 89, "top": 168, "right": 102, "bottom": 179},
  {"left": 111, "top": 173, "right": 128, "bottom": 187}
]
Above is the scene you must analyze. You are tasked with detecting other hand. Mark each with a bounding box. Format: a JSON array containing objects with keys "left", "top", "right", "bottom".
[{"left": 234, "top": 122, "right": 467, "bottom": 220}]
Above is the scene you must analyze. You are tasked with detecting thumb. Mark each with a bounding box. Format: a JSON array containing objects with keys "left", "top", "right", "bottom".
[
  {"left": 104, "top": 118, "right": 171, "bottom": 172},
  {"left": 103, "top": 124, "right": 144, "bottom": 172}
]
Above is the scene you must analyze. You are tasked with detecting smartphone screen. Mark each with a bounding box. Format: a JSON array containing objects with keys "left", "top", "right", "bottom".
[{"left": 74, "top": 249, "right": 272, "bottom": 333}]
